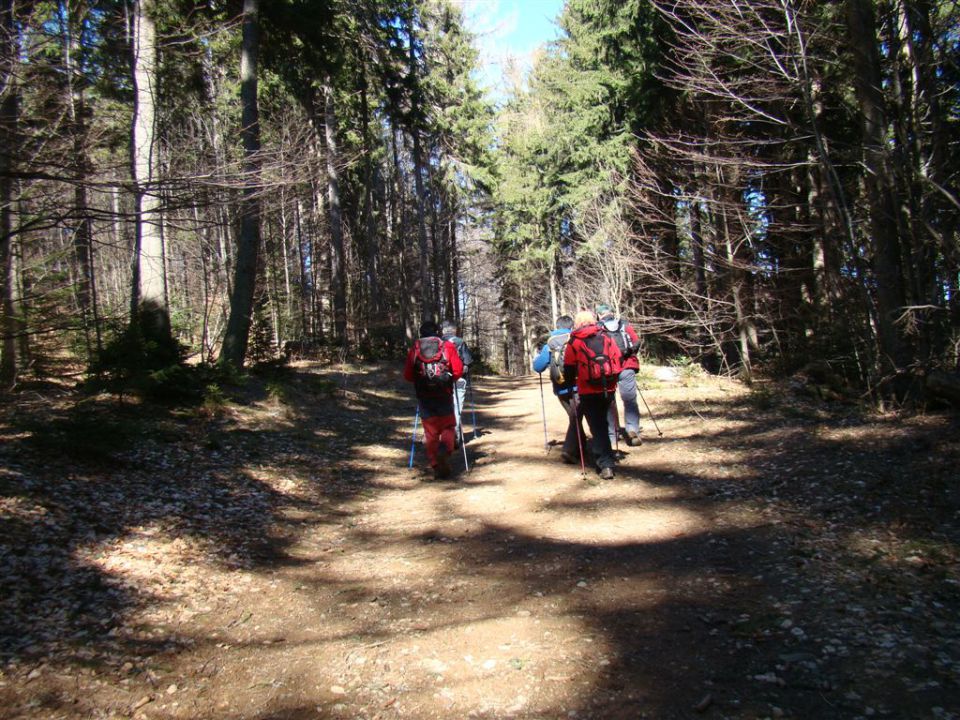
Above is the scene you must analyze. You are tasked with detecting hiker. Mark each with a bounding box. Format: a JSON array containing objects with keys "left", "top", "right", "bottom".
[
  {"left": 597, "top": 303, "right": 643, "bottom": 446},
  {"left": 532, "top": 314, "right": 588, "bottom": 464},
  {"left": 441, "top": 319, "right": 473, "bottom": 443},
  {"left": 563, "top": 309, "right": 623, "bottom": 479},
  {"left": 403, "top": 320, "right": 464, "bottom": 479}
]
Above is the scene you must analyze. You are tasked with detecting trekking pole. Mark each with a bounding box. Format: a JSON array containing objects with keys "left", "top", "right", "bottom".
[
  {"left": 637, "top": 387, "right": 663, "bottom": 437},
  {"left": 468, "top": 376, "right": 478, "bottom": 439},
  {"left": 573, "top": 395, "right": 587, "bottom": 476},
  {"left": 537, "top": 372, "right": 549, "bottom": 451},
  {"left": 408, "top": 407, "right": 420, "bottom": 468},
  {"left": 453, "top": 390, "right": 470, "bottom": 472}
]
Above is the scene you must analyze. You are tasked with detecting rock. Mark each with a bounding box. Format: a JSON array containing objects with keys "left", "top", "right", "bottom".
[
  {"left": 693, "top": 693, "right": 712, "bottom": 712},
  {"left": 654, "top": 367, "right": 679, "bottom": 382},
  {"left": 779, "top": 652, "right": 818, "bottom": 663},
  {"left": 422, "top": 659, "right": 447, "bottom": 674}
]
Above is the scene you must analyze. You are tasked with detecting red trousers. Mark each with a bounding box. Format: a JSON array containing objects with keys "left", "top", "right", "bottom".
[{"left": 421, "top": 414, "right": 456, "bottom": 467}]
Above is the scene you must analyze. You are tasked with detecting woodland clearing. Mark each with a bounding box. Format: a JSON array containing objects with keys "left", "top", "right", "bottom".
[{"left": 1, "top": 363, "right": 958, "bottom": 720}]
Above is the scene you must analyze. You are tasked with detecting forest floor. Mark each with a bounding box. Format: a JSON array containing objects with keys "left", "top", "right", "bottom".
[{"left": 1, "top": 361, "right": 959, "bottom": 720}]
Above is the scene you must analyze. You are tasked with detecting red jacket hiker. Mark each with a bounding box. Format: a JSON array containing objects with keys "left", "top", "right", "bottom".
[
  {"left": 561, "top": 312, "right": 622, "bottom": 478},
  {"left": 403, "top": 337, "right": 464, "bottom": 399},
  {"left": 404, "top": 322, "right": 463, "bottom": 479},
  {"left": 562, "top": 322, "right": 623, "bottom": 395}
]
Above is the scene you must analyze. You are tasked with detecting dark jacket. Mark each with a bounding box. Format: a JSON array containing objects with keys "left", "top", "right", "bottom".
[{"left": 600, "top": 317, "right": 641, "bottom": 371}]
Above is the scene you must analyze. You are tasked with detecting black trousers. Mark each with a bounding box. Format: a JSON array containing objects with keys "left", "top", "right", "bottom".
[
  {"left": 579, "top": 392, "right": 616, "bottom": 470},
  {"left": 558, "top": 393, "right": 588, "bottom": 458}
]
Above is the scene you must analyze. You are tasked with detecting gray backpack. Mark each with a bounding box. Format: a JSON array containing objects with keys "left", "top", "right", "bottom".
[
  {"left": 602, "top": 318, "right": 636, "bottom": 358},
  {"left": 547, "top": 332, "right": 570, "bottom": 385}
]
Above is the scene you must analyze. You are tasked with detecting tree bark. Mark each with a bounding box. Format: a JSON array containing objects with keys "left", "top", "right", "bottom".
[
  {"left": 845, "top": 0, "right": 912, "bottom": 390},
  {"left": 406, "top": 16, "right": 434, "bottom": 321},
  {"left": 549, "top": 249, "right": 559, "bottom": 322},
  {"left": 64, "top": 2, "right": 101, "bottom": 356},
  {"left": 321, "top": 78, "right": 347, "bottom": 345},
  {"left": 357, "top": 53, "right": 380, "bottom": 320},
  {"left": 130, "top": 0, "right": 169, "bottom": 337},
  {"left": 295, "top": 199, "right": 309, "bottom": 338},
  {"left": 450, "top": 210, "right": 461, "bottom": 326},
  {"left": 220, "top": 0, "right": 261, "bottom": 368},
  {"left": 0, "top": 0, "right": 18, "bottom": 387}
]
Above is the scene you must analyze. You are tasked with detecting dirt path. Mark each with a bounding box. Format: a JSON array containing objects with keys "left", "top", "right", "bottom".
[{"left": 2, "top": 366, "right": 959, "bottom": 719}]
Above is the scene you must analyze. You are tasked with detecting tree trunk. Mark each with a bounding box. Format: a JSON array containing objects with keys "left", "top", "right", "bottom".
[
  {"left": 901, "top": 0, "right": 958, "bottom": 266},
  {"left": 0, "top": 0, "right": 18, "bottom": 387},
  {"left": 406, "top": 17, "right": 434, "bottom": 321},
  {"left": 845, "top": 0, "right": 911, "bottom": 391},
  {"left": 357, "top": 54, "right": 380, "bottom": 320},
  {"left": 295, "top": 199, "right": 309, "bottom": 338},
  {"left": 450, "top": 212, "right": 460, "bottom": 326},
  {"left": 549, "top": 249, "right": 559, "bottom": 323},
  {"left": 388, "top": 120, "right": 415, "bottom": 340},
  {"left": 63, "top": 2, "right": 101, "bottom": 357},
  {"left": 220, "top": 0, "right": 261, "bottom": 368},
  {"left": 130, "top": 0, "right": 169, "bottom": 340},
  {"left": 130, "top": 0, "right": 176, "bottom": 363},
  {"left": 519, "top": 281, "right": 530, "bottom": 366},
  {"left": 321, "top": 78, "right": 347, "bottom": 345},
  {"left": 279, "top": 192, "right": 293, "bottom": 334}
]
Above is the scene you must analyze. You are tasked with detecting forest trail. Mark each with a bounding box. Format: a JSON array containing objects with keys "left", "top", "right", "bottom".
[
  {"left": 2, "top": 365, "right": 959, "bottom": 719},
  {"left": 211, "top": 370, "right": 748, "bottom": 719}
]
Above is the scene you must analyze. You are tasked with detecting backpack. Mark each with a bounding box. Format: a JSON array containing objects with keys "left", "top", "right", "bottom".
[
  {"left": 546, "top": 332, "right": 570, "bottom": 385},
  {"left": 445, "top": 335, "right": 473, "bottom": 368},
  {"left": 413, "top": 336, "right": 453, "bottom": 391},
  {"left": 576, "top": 328, "right": 622, "bottom": 388},
  {"left": 602, "top": 318, "right": 636, "bottom": 358}
]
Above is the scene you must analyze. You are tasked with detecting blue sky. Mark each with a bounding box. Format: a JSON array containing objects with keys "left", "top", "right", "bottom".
[{"left": 456, "top": 0, "right": 566, "bottom": 97}]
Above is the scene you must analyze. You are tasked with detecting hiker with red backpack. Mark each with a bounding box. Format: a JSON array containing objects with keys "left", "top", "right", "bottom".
[
  {"left": 562, "top": 309, "right": 624, "bottom": 479},
  {"left": 532, "top": 314, "right": 588, "bottom": 465},
  {"left": 596, "top": 304, "right": 643, "bottom": 446},
  {"left": 403, "top": 321, "right": 464, "bottom": 479}
]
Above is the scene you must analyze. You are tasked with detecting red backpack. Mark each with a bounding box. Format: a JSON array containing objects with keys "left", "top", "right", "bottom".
[
  {"left": 574, "top": 327, "right": 623, "bottom": 388},
  {"left": 413, "top": 336, "right": 453, "bottom": 392}
]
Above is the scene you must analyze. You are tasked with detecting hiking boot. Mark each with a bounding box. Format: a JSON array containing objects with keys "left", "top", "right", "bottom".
[
  {"left": 433, "top": 448, "right": 451, "bottom": 479},
  {"left": 625, "top": 429, "right": 642, "bottom": 446},
  {"left": 560, "top": 450, "right": 578, "bottom": 465},
  {"left": 599, "top": 466, "right": 615, "bottom": 480}
]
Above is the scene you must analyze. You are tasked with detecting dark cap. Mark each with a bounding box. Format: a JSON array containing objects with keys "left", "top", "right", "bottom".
[
  {"left": 595, "top": 303, "right": 613, "bottom": 318},
  {"left": 419, "top": 320, "right": 440, "bottom": 337}
]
